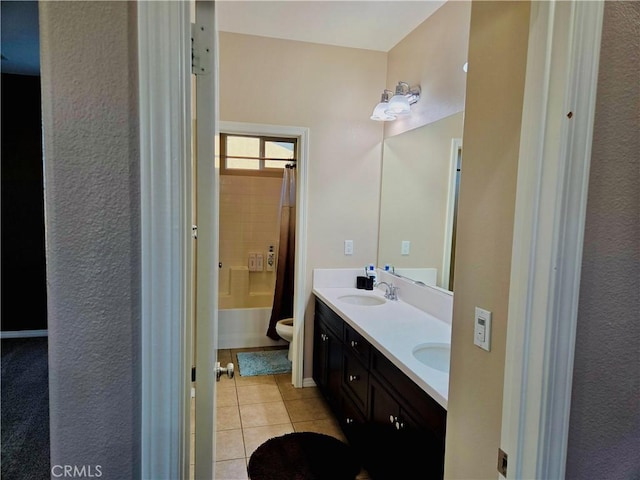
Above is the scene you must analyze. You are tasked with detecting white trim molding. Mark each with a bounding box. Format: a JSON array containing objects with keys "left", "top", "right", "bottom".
[
  {"left": 218, "top": 121, "right": 310, "bottom": 389},
  {"left": 138, "top": 2, "right": 192, "bottom": 479},
  {"left": 501, "top": 1, "right": 604, "bottom": 479},
  {"left": 442, "top": 137, "right": 462, "bottom": 291},
  {"left": 0, "top": 330, "right": 48, "bottom": 339}
]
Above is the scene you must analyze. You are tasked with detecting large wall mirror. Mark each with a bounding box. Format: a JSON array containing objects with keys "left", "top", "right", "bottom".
[{"left": 377, "top": 111, "right": 464, "bottom": 292}]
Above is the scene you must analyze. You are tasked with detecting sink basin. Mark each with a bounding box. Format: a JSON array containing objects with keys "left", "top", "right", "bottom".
[
  {"left": 337, "top": 294, "right": 386, "bottom": 306},
  {"left": 412, "top": 343, "right": 450, "bottom": 373}
]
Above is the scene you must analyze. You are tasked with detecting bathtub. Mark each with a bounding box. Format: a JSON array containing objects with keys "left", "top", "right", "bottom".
[{"left": 217, "top": 307, "right": 287, "bottom": 349}]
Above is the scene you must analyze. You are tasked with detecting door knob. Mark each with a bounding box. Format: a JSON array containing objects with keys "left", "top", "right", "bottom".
[{"left": 215, "top": 361, "right": 234, "bottom": 381}]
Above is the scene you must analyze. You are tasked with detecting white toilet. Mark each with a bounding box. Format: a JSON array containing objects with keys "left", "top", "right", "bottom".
[{"left": 275, "top": 318, "right": 294, "bottom": 361}]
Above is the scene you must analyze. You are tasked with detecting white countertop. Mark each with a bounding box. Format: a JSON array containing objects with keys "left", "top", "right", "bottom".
[{"left": 313, "top": 286, "right": 451, "bottom": 409}]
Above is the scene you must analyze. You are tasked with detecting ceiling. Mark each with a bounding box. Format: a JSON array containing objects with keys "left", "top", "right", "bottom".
[
  {"left": 217, "top": 1, "right": 446, "bottom": 52},
  {"left": 0, "top": 1, "right": 445, "bottom": 76}
]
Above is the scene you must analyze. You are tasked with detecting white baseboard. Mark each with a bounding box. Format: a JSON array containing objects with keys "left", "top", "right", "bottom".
[
  {"left": 302, "top": 377, "right": 316, "bottom": 388},
  {"left": 1, "top": 329, "right": 48, "bottom": 339}
]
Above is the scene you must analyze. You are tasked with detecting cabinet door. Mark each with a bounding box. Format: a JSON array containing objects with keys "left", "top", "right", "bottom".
[
  {"left": 367, "top": 377, "right": 444, "bottom": 479},
  {"left": 339, "top": 392, "right": 367, "bottom": 455},
  {"left": 312, "top": 318, "right": 329, "bottom": 391},
  {"left": 313, "top": 318, "right": 342, "bottom": 409}
]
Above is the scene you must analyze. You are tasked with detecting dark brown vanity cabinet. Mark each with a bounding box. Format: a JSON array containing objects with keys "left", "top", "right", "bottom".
[
  {"left": 313, "top": 297, "right": 447, "bottom": 479},
  {"left": 312, "top": 300, "right": 343, "bottom": 410}
]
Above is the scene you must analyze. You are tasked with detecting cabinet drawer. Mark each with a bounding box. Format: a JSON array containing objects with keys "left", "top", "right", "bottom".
[
  {"left": 342, "top": 350, "right": 368, "bottom": 413},
  {"left": 344, "top": 323, "right": 371, "bottom": 366},
  {"left": 315, "top": 298, "right": 343, "bottom": 337}
]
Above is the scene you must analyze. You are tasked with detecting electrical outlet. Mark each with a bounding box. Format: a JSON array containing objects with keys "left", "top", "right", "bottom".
[{"left": 344, "top": 240, "right": 354, "bottom": 255}]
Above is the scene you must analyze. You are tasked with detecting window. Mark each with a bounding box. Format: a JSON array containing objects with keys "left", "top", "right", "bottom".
[{"left": 220, "top": 133, "right": 297, "bottom": 176}]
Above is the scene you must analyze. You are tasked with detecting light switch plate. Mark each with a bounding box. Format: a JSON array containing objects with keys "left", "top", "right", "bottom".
[
  {"left": 248, "top": 253, "right": 257, "bottom": 272},
  {"left": 474, "top": 307, "right": 492, "bottom": 351},
  {"left": 344, "top": 240, "right": 353, "bottom": 255},
  {"left": 401, "top": 240, "right": 410, "bottom": 256},
  {"left": 256, "top": 254, "right": 264, "bottom": 271}
]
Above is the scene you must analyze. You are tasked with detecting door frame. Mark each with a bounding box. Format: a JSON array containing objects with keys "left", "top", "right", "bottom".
[
  {"left": 192, "top": 1, "right": 219, "bottom": 479},
  {"left": 500, "top": 1, "right": 604, "bottom": 478},
  {"left": 138, "top": 1, "right": 194, "bottom": 479},
  {"left": 442, "top": 137, "right": 462, "bottom": 291},
  {"left": 138, "top": 0, "right": 606, "bottom": 477},
  {"left": 219, "top": 121, "right": 310, "bottom": 388}
]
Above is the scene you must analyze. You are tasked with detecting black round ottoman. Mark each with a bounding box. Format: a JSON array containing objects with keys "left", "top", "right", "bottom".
[{"left": 247, "top": 432, "right": 361, "bottom": 480}]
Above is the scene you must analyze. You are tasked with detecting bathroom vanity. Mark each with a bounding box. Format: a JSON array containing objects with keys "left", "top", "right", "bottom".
[{"left": 312, "top": 271, "right": 452, "bottom": 479}]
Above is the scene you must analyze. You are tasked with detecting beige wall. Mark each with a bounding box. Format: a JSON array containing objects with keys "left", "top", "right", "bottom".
[
  {"left": 444, "top": 2, "right": 530, "bottom": 479},
  {"left": 385, "top": 1, "right": 471, "bottom": 138},
  {"left": 219, "top": 175, "right": 282, "bottom": 309},
  {"left": 218, "top": 32, "right": 387, "bottom": 376}
]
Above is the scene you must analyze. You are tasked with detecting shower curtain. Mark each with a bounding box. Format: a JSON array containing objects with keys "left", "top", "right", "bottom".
[{"left": 266, "top": 165, "right": 296, "bottom": 340}]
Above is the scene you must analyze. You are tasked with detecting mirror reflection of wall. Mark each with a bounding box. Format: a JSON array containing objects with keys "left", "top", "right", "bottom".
[
  {"left": 377, "top": 111, "right": 464, "bottom": 290},
  {"left": 375, "top": 0, "right": 470, "bottom": 292}
]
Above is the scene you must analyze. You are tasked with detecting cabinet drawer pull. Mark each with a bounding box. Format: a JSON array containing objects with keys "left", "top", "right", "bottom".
[
  {"left": 350, "top": 340, "right": 358, "bottom": 348},
  {"left": 348, "top": 374, "right": 360, "bottom": 382}
]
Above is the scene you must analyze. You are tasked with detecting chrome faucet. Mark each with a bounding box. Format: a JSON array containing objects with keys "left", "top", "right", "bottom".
[{"left": 377, "top": 281, "right": 398, "bottom": 301}]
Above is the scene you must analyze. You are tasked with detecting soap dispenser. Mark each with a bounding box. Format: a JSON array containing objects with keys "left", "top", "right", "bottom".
[{"left": 367, "top": 264, "right": 377, "bottom": 285}]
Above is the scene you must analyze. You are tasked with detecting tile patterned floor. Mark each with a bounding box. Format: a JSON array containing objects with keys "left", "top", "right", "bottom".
[{"left": 190, "top": 347, "right": 370, "bottom": 480}]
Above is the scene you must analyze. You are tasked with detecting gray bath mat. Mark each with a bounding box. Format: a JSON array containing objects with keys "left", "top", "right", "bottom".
[{"left": 237, "top": 349, "right": 291, "bottom": 376}]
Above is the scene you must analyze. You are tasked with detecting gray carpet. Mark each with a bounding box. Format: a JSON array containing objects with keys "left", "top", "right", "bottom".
[{"left": 1, "top": 338, "right": 50, "bottom": 480}]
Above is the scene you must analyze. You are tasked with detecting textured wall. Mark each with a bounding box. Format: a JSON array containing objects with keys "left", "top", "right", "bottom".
[
  {"left": 566, "top": 2, "right": 640, "bottom": 478},
  {"left": 444, "top": 2, "right": 530, "bottom": 478},
  {"left": 39, "top": 2, "right": 140, "bottom": 477}
]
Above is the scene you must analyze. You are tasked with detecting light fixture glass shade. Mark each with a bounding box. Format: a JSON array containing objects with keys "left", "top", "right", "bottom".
[
  {"left": 386, "top": 94, "right": 411, "bottom": 115},
  {"left": 370, "top": 102, "right": 396, "bottom": 121}
]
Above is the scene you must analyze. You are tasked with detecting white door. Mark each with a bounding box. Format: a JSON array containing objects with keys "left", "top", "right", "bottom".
[{"left": 192, "top": 1, "right": 219, "bottom": 479}]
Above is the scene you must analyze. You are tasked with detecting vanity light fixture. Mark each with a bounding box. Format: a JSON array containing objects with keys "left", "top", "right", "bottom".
[
  {"left": 370, "top": 90, "right": 396, "bottom": 121},
  {"left": 386, "top": 81, "right": 421, "bottom": 115},
  {"left": 370, "top": 82, "right": 421, "bottom": 121}
]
